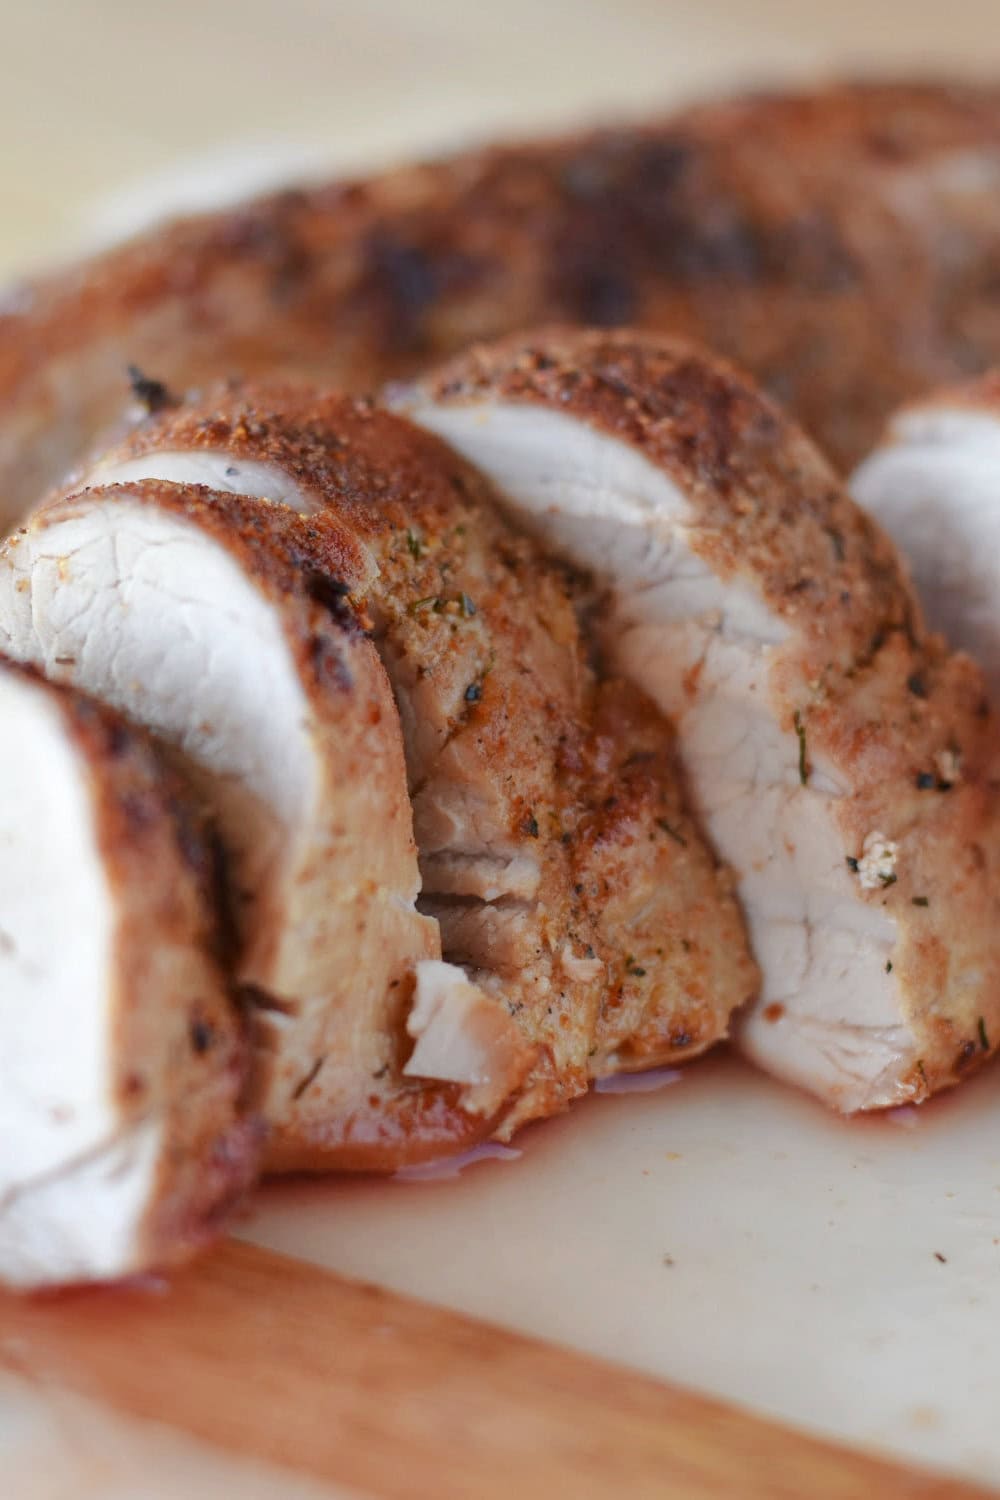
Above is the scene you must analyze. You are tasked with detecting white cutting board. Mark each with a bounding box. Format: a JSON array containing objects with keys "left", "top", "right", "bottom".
[{"left": 242, "top": 1051, "right": 1000, "bottom": 1489}]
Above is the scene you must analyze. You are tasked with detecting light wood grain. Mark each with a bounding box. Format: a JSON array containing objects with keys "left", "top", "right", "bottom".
[{"left": 0, "top": 1239, "right": 987, "bottom": 1500}]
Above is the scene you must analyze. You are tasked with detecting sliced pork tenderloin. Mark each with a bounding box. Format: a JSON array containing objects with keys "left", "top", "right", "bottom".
[
  {"left": 852, "top": 374, "right": 1000, "bottom": 700},
  {"left": 70, "top": 384, "right": 756, "bottom": 1125},
  {"left": 11, "top": 80, "right": 1000, "bottom": 530},
  {"left": 397, "top": 329, "right": 1000, "bottom": 1112},
  {"left": 0, "top": 661, "right": 253, "bottom": 1288},
  {"left": 0, "top": 482, "right": 523, "bottom": 1173}
]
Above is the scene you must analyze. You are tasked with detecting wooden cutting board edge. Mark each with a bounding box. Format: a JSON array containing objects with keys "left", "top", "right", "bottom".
[{"left": 0, "top": 1238, "right": 987, "bottom": 1500}]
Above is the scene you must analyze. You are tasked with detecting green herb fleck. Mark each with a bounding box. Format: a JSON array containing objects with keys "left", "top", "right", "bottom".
[
  {"left": 464, "top": 681, "right": 482, "bottom": 703},
  {"left": 628, "top": 965, "right": 647, "bottom": 978},
  {"left": 880, "top": 872, "right": 897, "bottom": 888},
  {"left": 656, "top": 817, "right": 688, "bottom": 847},
  {"left": 406, "top": 528, "right": 423, "bottom": 560},
  {"left": 407, "top": 595, "right": 439, "bottom": 614},
  {"left": 979, "top": 1016, "right": 990, "bottom": 1052},
  {"left": 915, "top": 772, "right": 935, "bottom": 790},
  {"left": 885, "top": 960, "right": 893, "bottom": 973},
  {"left": 524, "top": 814, "right": 539, "bottom": 838},
  {"left": 912, "top": 895, "right": 930, "bottom": 908},
  {"left": 459, "top": 591, "right": 477, "bottom": 618},
  {"left": 916, "top": 1059, "right": 928, "bottom": 1086},
  {"left": 846, "top": 856, "right": 859, "bottom": 873},
  {"left": 794, "top": 711, "right": 809, "bottom": 786}
]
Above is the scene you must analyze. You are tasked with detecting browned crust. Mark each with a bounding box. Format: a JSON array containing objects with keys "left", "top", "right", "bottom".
[
  {"left": 20, "top": 483, "right": 495, "bottom": 1173},
  {"left": 74, "top": 387, "right": 757, "bottom": 1139},
  {"left": 411, "top": 329, "right": 1000, "bottom": 1104},
  {"left": 5, "top": 79, "right": 1000, "bottom": 525},
  {"left": 414, "top": 327, "right": 919, "bottom": 677},
  {"left": 572, "top": 679, "right": 758, "bottom": 1073},
  {"left": 0, "top": 659, "right": 256, "bottom": 1269}
]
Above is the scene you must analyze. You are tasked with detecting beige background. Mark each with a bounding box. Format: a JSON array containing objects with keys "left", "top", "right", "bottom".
[
  {"left": 5, "top": 3, "right": 1000, "bottom": 1496},
  {"left": 4, "top": 0, "right": 1000, "bottom": 280}
]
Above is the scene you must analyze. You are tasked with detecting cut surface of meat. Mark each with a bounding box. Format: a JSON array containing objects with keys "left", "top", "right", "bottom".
[
  {"left": 852, "top": 375, "right": 1000, "bottom": 701},
  {"left": 0, "top": 661, "right": 253, "bottom": 1287},
  {"left": 64, "top": 385, "right": 755, "bottom": 1138},
  {"left": 7, "top": 81, "right": 1000, "bottom": 528},
  {"left": 399, "top": 329, "right": 1000, "bottom": 1112},
  {"left": 0, "top": 483, "right": 483, "bottom": 1173}
]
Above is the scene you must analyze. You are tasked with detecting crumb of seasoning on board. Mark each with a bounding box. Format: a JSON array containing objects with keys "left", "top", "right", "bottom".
[
  {"left": 793, "top": 710, "right": 809, "bottom": 785},
  {"left": 662, "top": 1253, "right": 676, "bottom": 1268},
  {"left": 853, "top": 832, "right": 899, "bottom": 890},
  {"left": 933, "top": 1252, "right": 948, "bottom": 1264},
  {"left": 912, "top": 895, "right": 930, "bottom": 908}
]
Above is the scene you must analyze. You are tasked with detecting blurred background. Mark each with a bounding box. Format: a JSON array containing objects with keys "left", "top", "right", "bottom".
[{"left": 4, "top": 0, "right": 1000, "bottom": 281}]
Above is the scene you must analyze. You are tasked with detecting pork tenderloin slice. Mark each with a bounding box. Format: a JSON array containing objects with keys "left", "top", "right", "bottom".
[
  {"left": 75, "top": 390, "right": 601, "bottom": 1123},
  {"left": 76, "top": 386, "right": 756, "bottom": 1121},
  {"left": 852, "top": 377, "right": 1000, "bottom": 701},
  {"left": 0, "top": 482, "right": 510, "bottom": 1173},
  {"left": 11, "top": 80, "right": 1000, "bottom": 531},
  {"left": 573, "top": 678, "right": 754, "bottom": 1076},
  {"left": 0, "top": 661, "right": 253, "bottom": 1288},
  {"left": 399, "top": 328, "right": 1000, "bottom": 1112}
]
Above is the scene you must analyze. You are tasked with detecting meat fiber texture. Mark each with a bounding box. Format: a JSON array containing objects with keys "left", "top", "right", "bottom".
[
  {"left": 0, "top": 385, "right": 755, "bottom": 1172},
  {"left": 398, "top": 328, "right": 1000, "bottom": 1112},
  {"left": 0, "top": 661, "right": 254, "bottom": 1288},
  {"left": 5, "top": 81, "right": 1000, "bottom": 529}
]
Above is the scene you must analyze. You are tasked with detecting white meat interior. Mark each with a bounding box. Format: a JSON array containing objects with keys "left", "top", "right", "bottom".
[
  {"left": 0, "top": 499, "right": 315, "bottom": 989},
  {"left": 0, "top": 670, "right": 120, "bottom": 1193},
  {"left": 852, "top": 408, "right": 1000, "bottom": 699},
  {"left": 407, "top": 401, "right": 907, "bottom": 1108},
  {"left": 84, "top": 451, "right": 316, "bottom": 512}
]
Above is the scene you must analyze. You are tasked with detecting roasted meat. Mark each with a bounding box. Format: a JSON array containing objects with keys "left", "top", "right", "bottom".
[
  {"left": 0, "top": 661, "right": 253, "bottom": 1287},
  {"left": 85, "top": 386, "right": 757, "bottom": 1094},
  {"left": 399, "top": 328, "right": 1000, "bottom": 1111},
  {"left": 853, "top": 372, "right": 1000, "bottom": 699},
  {"left": 4, "top": 81, "right": 1000, "bottom": 528},
  {"left": 2, "top": 387, "right": 755, "bottom": 1166}
]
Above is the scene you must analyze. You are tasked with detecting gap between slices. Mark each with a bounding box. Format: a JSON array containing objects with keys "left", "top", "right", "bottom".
[{"left": 394, "top": 328, "right": 1000, "bottom": 1112}]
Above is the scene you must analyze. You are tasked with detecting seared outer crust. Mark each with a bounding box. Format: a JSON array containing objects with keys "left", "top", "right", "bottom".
[
  {"left": 5, "top": 80, "right": 1000, "bottom": 523},
  {"left": 12, "top": 483, "right": 491, "bottom": 1173},
  {"left": 86, "top": 386, "right": 755, "bottom": 1127},
  {"left": 412, "top": 329, "right": 1000, "bottom": 1103},
  {"left": 572, "top": 679, "right": 756, "bottom": 1074},
  {"left": 0, "top": 659, "right": 256, "bottom": 1273},
  {"left": 875, "top": 368, "right": 1000, "bottom": 427}
]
